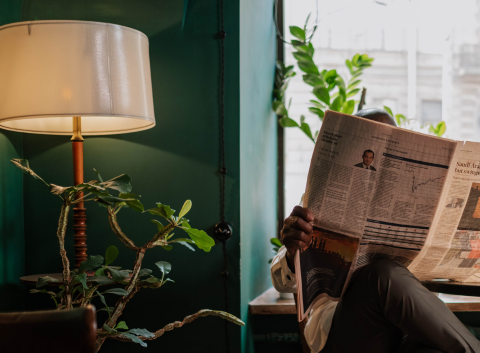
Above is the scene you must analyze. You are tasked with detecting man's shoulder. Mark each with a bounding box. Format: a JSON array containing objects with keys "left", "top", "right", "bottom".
[
  {"left": 354, "top": 162, "right": 363, "bottom": 168},
  {"left": 370, "top": 166, "right": 377, "bottom": 171}
]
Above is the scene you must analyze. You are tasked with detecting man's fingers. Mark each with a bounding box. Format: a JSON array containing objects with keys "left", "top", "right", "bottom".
[
  {"left": 283, "top": 236, "right": 310, "bottom": 253},
  {"left": 291, "top": 205, "right": 314, "bottom": 223},
  {"left": 282, "top": 227, "right": 312, "bottom": 245},
  {"left": 285, "top": 216, "right": 313, "bottom": 235}
]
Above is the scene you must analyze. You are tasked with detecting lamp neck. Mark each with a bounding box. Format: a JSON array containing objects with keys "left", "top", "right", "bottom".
[{"left": 71, "top": 116, "right": 84, "bottom": 141}]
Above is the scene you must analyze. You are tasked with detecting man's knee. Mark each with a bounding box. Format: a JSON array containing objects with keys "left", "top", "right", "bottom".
[{"left": 363, "top": 259, "right": 409, "bottom": 283}]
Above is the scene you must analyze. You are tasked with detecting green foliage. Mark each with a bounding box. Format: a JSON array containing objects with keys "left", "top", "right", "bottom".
[
  {"left": 384, "top": 105, "right": 447, "bottom": 137},
  {"left": 12, "top": 159, "right": 243, "bottom": 350},
  {"left": 272, "top": 14, "right": 374, "bottom": 143},
  {"left": 268, "top": 237, "right": 283, "bottom": 264},
  {"left": 429, "top": 121, "right": 446, "bottom": 137},
  {"left": 105, "top": 246, "right": 119, "bottom": 267}
]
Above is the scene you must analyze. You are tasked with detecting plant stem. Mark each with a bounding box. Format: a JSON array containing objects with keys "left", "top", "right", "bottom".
[
  {"left": 102, "top": 309, "right": 245, "bottom": 343},
  {"left": 57, "top": 203, "right": 72, "bottom": 309},
  {"left": 94, "top": 249, "right": 145, "bottom": 352},
  {"left": 107, "top": 209, "right": 139, "bottom": 251},
  {"left": 81, "top": 285, "right": 99, "bottom": 307}
]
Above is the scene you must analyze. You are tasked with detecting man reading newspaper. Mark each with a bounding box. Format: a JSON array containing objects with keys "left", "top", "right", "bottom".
[{"left": 271, "top": 109, "right": 480, "bottom": 353}]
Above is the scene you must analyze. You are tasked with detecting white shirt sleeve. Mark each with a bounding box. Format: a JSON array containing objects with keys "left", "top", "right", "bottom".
[{"left": 270, "top": 245, "right": 297, "bottom": 293}]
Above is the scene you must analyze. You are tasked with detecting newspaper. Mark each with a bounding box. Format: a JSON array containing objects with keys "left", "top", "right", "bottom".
[{"left": 295, "top": 110, "right": 464, "bottom": 321}]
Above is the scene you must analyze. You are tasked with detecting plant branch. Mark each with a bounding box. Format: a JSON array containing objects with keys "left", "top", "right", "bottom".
[
  {"left": 57, "top": 203, "right": 72, "bottom": 309},
  {"left": 94, "top": 249, "right": 146, "bottom": 352},
  {"left": 144, "top": 223, "right": 176, "bottom": 249},
  {"left": 100, "top": 309, "right": 245, "bottom": 343},
  {"left": 107, "top": 208, "right": 139, "bottom": 251}
]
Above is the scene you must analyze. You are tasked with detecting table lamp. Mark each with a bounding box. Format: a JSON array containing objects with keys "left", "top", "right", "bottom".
[{"left": 0, "top": 20, "right": 155, "bottom": 268}]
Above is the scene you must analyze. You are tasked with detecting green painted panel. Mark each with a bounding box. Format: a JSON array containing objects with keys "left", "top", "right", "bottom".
[
  {"left": 239, "top": 1, "right": 277, "bottom": 352},
  {"left": 0, "top": 0, "right": 24, "bottom": 313},
  {"left": 19, "top": 0, "right": 241, "bottom": 352},
  {"left": 0, "top": 130, "right": 25, "bottom": 312}
]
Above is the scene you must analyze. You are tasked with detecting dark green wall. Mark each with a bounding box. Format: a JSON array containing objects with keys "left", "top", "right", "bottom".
[
  {"left": 0, "top": 0, "right": 24, "bottom": 313},
  {"left": 239, "top": 1, "right": 277, "bottom": 352},
  {"left": 20, "top": 1, "right": 241, "bottom": 352},
  {"left": 0, "top": 1, "right": 277, "bottom": 351}
]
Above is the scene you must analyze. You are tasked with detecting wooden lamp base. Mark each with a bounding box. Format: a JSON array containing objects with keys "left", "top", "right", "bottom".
[{"left": 72, "top": 118, "right": 87, "bottom": 269}]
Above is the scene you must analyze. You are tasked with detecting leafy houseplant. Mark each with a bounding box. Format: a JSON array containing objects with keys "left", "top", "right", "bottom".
[
  {"left": 383, "top": 105, "right": 446, "bottom": 137},
  {"left": 273, "top": 16, "right": 374, "bottom": 143},
  {"left": 11, "top": 159, "right": 244, "bottom": 352},
  {"left": 274, "top": 15, "right": 448, "bottom": 142}
]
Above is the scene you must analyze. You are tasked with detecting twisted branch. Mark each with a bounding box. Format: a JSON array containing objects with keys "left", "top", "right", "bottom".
[
  {"left": 100, "top": 309, "right": 245, "bottom": 342},
  {"left": 107, "top": 209, "right": 139, "bottom": 251},
  {"left": 56, "top": 203, "right": 72, "bottom": 309}
]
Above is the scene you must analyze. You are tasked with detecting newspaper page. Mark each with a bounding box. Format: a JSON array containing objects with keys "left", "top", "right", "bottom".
[
  {"left": 410, "top": 142, "right": 480, "bottom": 283},
  {"left": 295, "top": 110, "right": 459, "bottom": 321}
]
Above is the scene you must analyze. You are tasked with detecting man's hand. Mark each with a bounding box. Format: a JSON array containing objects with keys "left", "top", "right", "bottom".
[{"left": 281, "top": 206, "right": 314, "bottom": 272}]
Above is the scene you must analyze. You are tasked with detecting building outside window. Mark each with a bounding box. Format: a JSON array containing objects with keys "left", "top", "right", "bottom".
[{"left": 283, "top": 0, "right": 480, "bottom": 215}]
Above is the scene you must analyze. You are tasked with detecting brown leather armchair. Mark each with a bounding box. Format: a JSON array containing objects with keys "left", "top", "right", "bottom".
[{"left": 0, "top": 305, "right": 96, "bottom": 353}]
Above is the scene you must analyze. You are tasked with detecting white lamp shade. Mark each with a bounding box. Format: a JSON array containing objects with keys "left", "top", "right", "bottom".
[{"left": 0, "top": 20, "right": 155, "bottom": 135}]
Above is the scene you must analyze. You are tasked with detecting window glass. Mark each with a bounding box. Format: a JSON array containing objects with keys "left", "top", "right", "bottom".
[{"left": 283, "top": 0, "right": 480, "bottom": 215}]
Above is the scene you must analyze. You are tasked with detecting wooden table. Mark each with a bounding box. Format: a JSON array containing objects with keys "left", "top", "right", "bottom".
[
  {"left": 249, "top": 287, "right": 480, "bottom": 314},
  {"left": 422, "top": 280, "right": 480, "bottom": 298},
  {"left": 20, "top": 273, "right": 64, "bottom": 286}
]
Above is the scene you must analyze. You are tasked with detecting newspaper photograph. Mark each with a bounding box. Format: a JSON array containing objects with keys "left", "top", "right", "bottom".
[{"left": 295, "top": 110, "right": 460, "bottom": 321}]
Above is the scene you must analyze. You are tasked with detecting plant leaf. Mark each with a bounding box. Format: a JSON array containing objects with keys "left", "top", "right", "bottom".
[
  {"left": 270, "top": 238, "right": 282, "bottom": 247},
  {"left": 101, "top": 174, "right": 132, "bottom": 194},
  {"left": 289, "top": 26, "right": 306, "bottom": 41},
  {"left": 151, "top": 219, "right": 164, "bottom": 232},
  {"left": 300, "top": 120, "right": 314, "bottom": 142},
  {"left": 89, "top": 276, "right": 114, "bottom": 285},
  {"left": 126, "top": 328, "right": 155, "bottom": 338},
  {"left": 115, "top": 321, "right": 129, "bottom": 330},
  {"left": 98, "top": 292, "right": 111, "bottom": 317},
  {"left": 138, "top": 268, "right": 152, "bottom": 277},
  {"left": 78, "top": 255, "right": 104, "bottom": 274},
  {"left": 121, "top": 333, "right": 147, "bottom": 347},
  {"left": 105, "top": 246, "right": 119, "bottom": 267},
  {"left": 279, "top": 117, "right": 299, "bottom": 128},
  {"left": 176, "top": 241, "right": 195, "bottom": 251},
  {"left": 434, "top": 121, "right": 446, "bottom": 137},
  {"left": 383, "top": 105, "right": 394, "bottom": 117},
  {"left": 395, "top": 114, "right": 407, "bottom": 126},
  {"left": 108, "top": 268, "right": 129, "bottom": 283},
  {"left": 292, "top": 51, "right": 313, "bottom": 63},
  {"left": 313, "top": 86, "right": 330, "bottom": 105},
  {"left": 49, "top": 184, "right": 71, "bottom": 195},
  {"left": 102, "top": 288, "right": 128, "bottom": 296},
  {"left": 93, "top": 168, "right": 104, "bottom": 183},
  {"left": 155, "top": 261, "right": 172, "bottom": 275},
  {"left": 184, "top": 228, "right": 215, "bottom": 251},
  {"left": 125, "top": 199, "right": 144, "bottom": 212},
  {"left": 341, "top": 100, "right": 356, "bottom": 115},
  {"left": 303, "top": 74, "right": 323, "bottom": 87},
  {"left": 75, "top": 273, "right": 89, "bottom": 290},
  {"left": 11, "top": 159, "right": 49, "bottom": 186},
  {"left": 36, "top": 276, "right": 60, "bottom": 289},
  {"left": 178, "top": 200, "right": 192, "bottom": 218},
  {"left": 297, "top": 61, "right": 319, "bottom": 75},
  {"left": 346, "top": 88, "right": 360, "bottom": 98},
  {"left": 148, "top": 203, "right": 175, "bottom": 220},
  {"left": 272, "top": 101, "right": 288, "bottom": 116},
  {"left": 308, "top": 107, "right": 324, "bottom": 119},
  {"left": 330, "top": 96, "right": 344, "bottom": 112}
]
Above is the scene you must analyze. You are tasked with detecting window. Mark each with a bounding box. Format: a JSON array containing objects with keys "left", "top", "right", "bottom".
[
  {"left": 422, "top": 100, "right": 442, "bottom": 124},
  {"left": 282, "top": 0, "right": 480, "bottom": 215}
]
